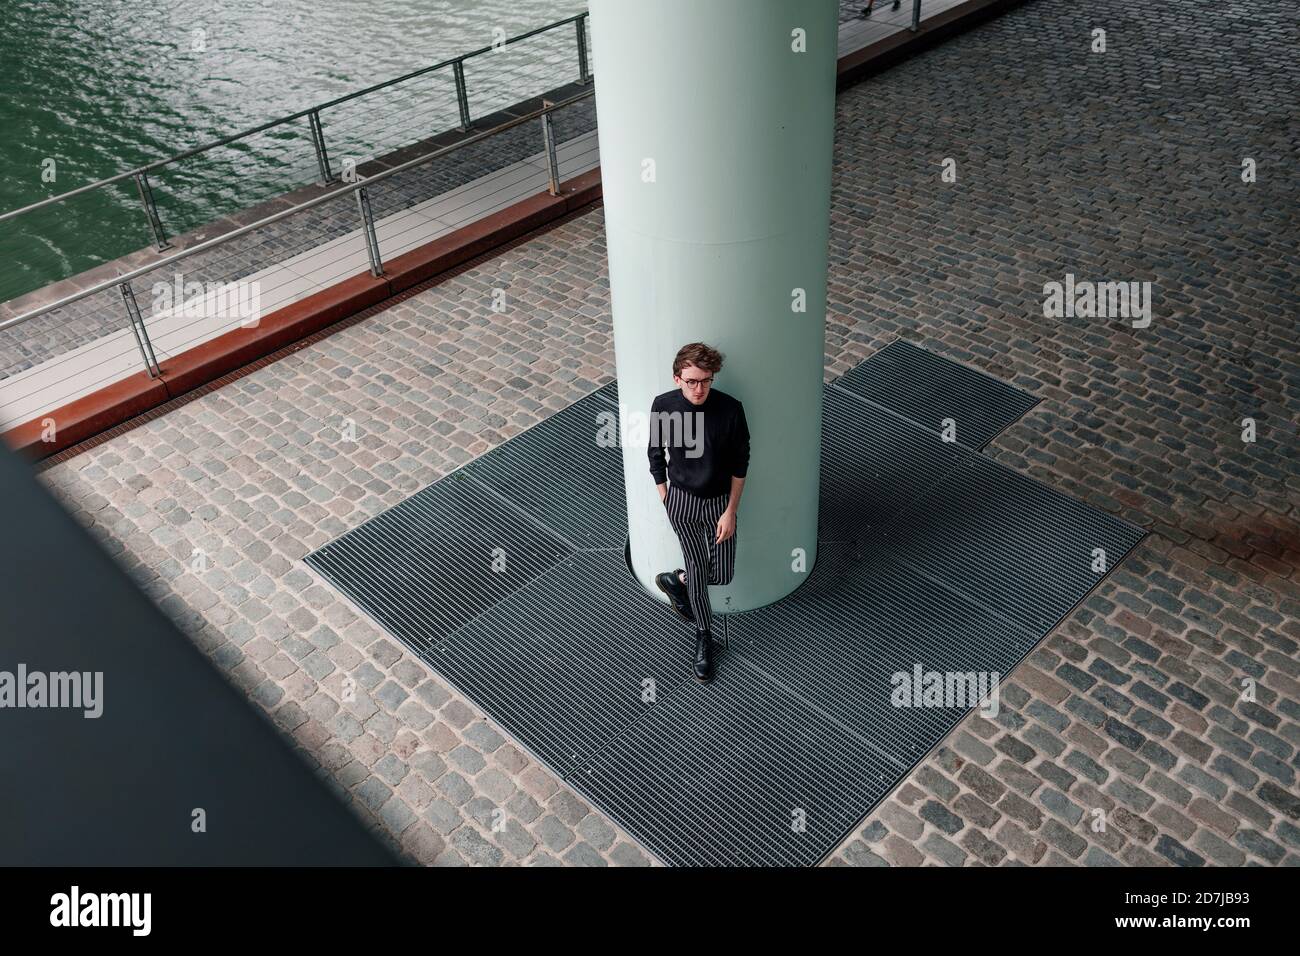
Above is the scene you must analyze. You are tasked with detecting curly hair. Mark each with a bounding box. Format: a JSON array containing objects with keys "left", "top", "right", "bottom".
[{"left": 672, "top": 342, "right": 725, "bottom": 378}]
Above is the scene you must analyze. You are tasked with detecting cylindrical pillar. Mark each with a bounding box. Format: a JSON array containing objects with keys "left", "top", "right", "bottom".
[{"left": 589, "top": 0, "right": 839, "bottom": 612}]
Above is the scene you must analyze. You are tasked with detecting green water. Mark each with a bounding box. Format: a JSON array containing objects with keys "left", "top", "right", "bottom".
[{"left": 0, "top": 0, "right": 588, "bottom": 304}]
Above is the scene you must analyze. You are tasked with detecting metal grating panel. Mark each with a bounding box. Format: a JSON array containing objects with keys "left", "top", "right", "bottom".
[
  {"left": 305, "top": 470, "right": 573, "bottom": 649},
  {"left": 878, "top": 453, "right": 1147, "bottom": 634},
  {"left": 568, "top": 657, "right": 901, "bottom": 867},
  {"left": 819, "top": 385, "right": 965, "bottom": 543},
  {"left": 728, "top": 542, "right": 1036, "bottom": 768},
  {"left": 463, "top": 388, "right": 626, "bottom": 548},
  {"left": 593, "top": 379, "right": 618, "bottom": 407},
  {"left": 419, "top": 551, "right": 717, "bottom": 776},
  {"left": 833, "top": 339, "right": 1039, "bottom": 449}
]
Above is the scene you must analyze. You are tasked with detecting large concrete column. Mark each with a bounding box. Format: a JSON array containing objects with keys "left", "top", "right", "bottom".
[{"left": 590, "top": 0, "right": 838, "bottom": 613}]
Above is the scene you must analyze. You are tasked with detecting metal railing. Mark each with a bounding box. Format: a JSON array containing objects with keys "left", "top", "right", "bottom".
[
  {"left": 0, "top": 87, "right": 595, "bottom": 380},
  {"left": 859, "top": 0, "right": 925, "bottom": 31},
  {"left": 0, "top": 12, "right": 592, "bottom": 254},
  {"left": 0, "top": 2, "right": 942, "bottom": 396}
]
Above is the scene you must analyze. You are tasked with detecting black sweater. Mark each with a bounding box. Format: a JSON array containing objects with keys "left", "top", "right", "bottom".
[{"left": 647, "top": 387, "right": 750, "bottom": 498}]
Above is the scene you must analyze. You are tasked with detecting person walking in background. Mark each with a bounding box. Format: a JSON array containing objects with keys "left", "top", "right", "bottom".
[{"left": 647, "top": 343, "right": 750, "bottom": 684}]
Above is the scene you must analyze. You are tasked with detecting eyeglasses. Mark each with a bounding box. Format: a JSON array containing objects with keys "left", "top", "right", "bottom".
[{"left": 680, "top": 376, "right": 713, "bottom": 389}]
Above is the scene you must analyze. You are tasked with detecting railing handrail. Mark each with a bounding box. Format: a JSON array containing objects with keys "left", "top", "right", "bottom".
[
  {"left": 0, "top": 12, "right": 589, "bottom": 225},
  {"left": 0, "top": 87, "right": 595, "bottom": 334}
]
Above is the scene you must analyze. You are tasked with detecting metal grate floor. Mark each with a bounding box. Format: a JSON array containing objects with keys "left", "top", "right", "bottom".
[
  {"left": 305, "top": 340, "right": 1145, "bottom": 866},
  {"left": 833, "top": 339, "right": 1040, "bottom": 450}
]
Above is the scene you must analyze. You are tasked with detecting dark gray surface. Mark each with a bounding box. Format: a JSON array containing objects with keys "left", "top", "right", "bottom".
[
  {"left": 0, "top": 442, "right": 399, "bottom": 866},
  {"left": 818, "top": 382, "right": 965, "bottom": 542},
  {"left": 305, "top": 341, "right": 1145, "bottom": 866},
  {"left": 426, "top": 551, "right": 707, "bottom": 777},
  {"left": 307, "top": 468, "right": 574, "bottom": 649},
  {"left": 464, "top": 388, "right": 625, "bottom": 550},
  {"left": 832, "top": 339, "right": 1041, "bottom": 450}
]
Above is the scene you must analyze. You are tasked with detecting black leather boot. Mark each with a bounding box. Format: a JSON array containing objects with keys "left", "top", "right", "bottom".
[
  {"left": 656, "top": 569, "right": 694, "bottom": 624},
  {"left": 694, "top": 628, "right": 714, "bottom": 683}
]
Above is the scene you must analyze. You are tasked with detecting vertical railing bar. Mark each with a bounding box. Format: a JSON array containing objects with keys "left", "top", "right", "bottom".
[
  {"left": 541, "top": 103, "right": 561, "bottom": 196},
  {"left": 912, "top": 0, "right": 922, "bottom": 31},
  {"left": 133, "top": 172, "right": 171, "bottom": 252},
  {"left": 119, "top": 281, "right": 161, "bottom": 378},
  {"left": 576, "top": 14, "right": 590, "bottom": 84},
  {"left": 453, "top": 59, "right": 472, "bottom": 130},
  {"left": 308, "top": 109, "right": 335, "bottom": 184},
  {"left": 355, "top": 186, "right": 383, "bottom": 276}
]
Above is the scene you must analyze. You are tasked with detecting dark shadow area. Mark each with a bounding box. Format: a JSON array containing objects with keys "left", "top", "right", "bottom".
[{"left": 0, "top": 443, "right": 400, "bottom": 866}]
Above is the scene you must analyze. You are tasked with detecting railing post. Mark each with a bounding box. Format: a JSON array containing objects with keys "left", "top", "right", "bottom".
[
  {"left": 453, "top": 59, "right": 472, "bottom": 130},
  {"left": 576, "top": 15, "right": 591, "bottom": 84},
  {"left": 308, "top": 110, "right": 335, "bottom": 184},
  {"left": 540, "top": 103, "right": 561, "bottom": 196},
  {"left": 119, "top": 280, "right": 161, "bottom": 378},
  {"left": 355, "top": 186, "right": 383, "bottom": 276},
  {"left": 133, "top": 172, "right": 170, "bottom": 252},
  {"left": 911, "top": 0, "right": 922, "bottom": 31}
]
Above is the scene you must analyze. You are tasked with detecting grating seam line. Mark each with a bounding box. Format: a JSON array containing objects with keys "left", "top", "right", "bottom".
[
  {"left": 418, "top": 548, "right": 712, "bottom": 775},
  {"left": 889, "top": 530, "right": 1146, "bottom": 638},
  {"left": 728, "top": 548, "right": 1031, "bottom": 757},
  {"left": 461, "top": 396, "right": 628, "bottom": 546},
  {"left": 461, "top": 470, "right": 588, "bottom": 554},
  {"left": 807, "top": 701, "right": 996, "bottom": 868},
  {"left": 741, "top": 547, "right": 1039, "bottom": 669},
  {"left": 326, "top": 474, "right": 571, "bottom": 569},
  {"left": 306, "top": 478, "right": 574, "bottom": 646},
  {"left": 820, "top": 385, "right": 971, "bottom": 534},
  {"left": 304, "top": 388, "right": 616, "bottom": 559},
  {"left": 421, "top": 636, "right": 640, "bottom": 774},
  {"left": 865, "top": 408, "right": 1147, "bottom": 548},
  {"left": 904, "top": 470, "right": 1145, "bottom": 573},
  {"left": 829, "top": 339, "right": 1040, "bottom": 451},
  {"left": 730, "top": 654, "right": 912, "bottom": 772},
  {"left": 827, "top": 378, "right": 985, "bottom": 456},
  {"left": 872, "top": 473, "right": 1146, "bottom": 635},
  {"left": 323, "top": 470, "right": 573, "bottom": 570},
  {"left": 305, "top": 549, "right": 698, "bottom": 794},
  {"left": 306, "top": 522, "right": 562, "bottom": 657},
  {"left": 568, "top": 668, "right": 893, "bottom": 866}
]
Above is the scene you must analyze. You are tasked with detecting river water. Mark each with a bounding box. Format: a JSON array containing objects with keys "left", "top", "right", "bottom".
[{"left": 0, "top": 0, "right": 588, "bottom": 303}]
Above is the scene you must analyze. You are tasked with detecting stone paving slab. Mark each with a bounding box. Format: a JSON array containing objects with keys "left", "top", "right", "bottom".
[{"left": 33, "top": 0, "right": 1300, "bottom": 866}]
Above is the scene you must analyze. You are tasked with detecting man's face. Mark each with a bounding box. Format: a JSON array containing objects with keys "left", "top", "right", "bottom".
[{"left": 674, "top": 363, "right": 714, "bottom": 405}]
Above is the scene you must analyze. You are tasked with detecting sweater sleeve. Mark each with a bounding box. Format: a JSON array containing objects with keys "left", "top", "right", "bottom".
[
  {"left": 647, "top": 395, "right": 667, "bottom": 484},
  {"left": 730, "top": 402, "right": 750, "bottom": 479}
]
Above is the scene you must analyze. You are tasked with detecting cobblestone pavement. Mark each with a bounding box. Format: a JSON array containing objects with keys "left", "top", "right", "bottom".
[{"left": 36, "top": 0, "right": 1299, "bottom": 865}]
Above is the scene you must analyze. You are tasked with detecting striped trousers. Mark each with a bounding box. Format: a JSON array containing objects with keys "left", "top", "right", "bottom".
[{"left": 663, "top": 483, "right": 736, "bottom": 633}]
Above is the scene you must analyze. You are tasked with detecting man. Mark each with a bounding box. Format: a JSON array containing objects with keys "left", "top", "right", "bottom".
[{"left": 647, "top": 342, "right": 750, "bottom": 684}]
